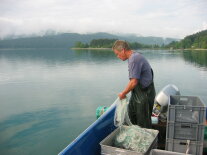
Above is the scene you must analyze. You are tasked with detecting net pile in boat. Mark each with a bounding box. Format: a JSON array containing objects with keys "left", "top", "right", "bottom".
[
  {"left": 113, "top": 98, "right": 157, "bottom": 153},
  {"left": 114, "top": 125, "right": 157, "bottom": 153}
]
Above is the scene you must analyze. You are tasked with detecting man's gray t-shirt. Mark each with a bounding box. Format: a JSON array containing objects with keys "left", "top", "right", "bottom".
[{"left": 128, "top": 52, "right": 153, "bottom": 88}]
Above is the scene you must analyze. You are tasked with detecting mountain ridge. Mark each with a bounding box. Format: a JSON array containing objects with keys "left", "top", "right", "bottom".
[{"left": 0, "top": 32, "right": 178, "bottom": 48}]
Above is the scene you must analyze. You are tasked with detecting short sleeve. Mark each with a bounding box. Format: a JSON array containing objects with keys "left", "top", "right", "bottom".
[{"left": 128, "top": 59, "right": 142, "bottom": 79}]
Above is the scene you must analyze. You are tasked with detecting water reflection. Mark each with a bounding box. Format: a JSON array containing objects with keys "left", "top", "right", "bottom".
[
  {"left": 0, "top": 107, "right": 91, "bottom": 155},
  {"left": 72, "top": 49, "right": 119, "bottom": 64},
  {"left": 0, "top": 48, "right": 77, "bottom": 65},
  {"left": 0, "top": 48, "right": 207, "bottom": 155},
  {"left": 0, "top": 108, "right": 61, "bottom": 153},
  {"left": 0, "top": 48, "right": 117, "bottom": 65},
  {"left": 0, "top": 48, "right": 189, "bottom": 65},
  {"left": 182, "top": 50, "right": 207, "bottom": 68}
]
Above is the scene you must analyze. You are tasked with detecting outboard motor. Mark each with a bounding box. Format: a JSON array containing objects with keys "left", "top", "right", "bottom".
[{"left": 153, "top": 84, "right": 180, "bottom": 116}]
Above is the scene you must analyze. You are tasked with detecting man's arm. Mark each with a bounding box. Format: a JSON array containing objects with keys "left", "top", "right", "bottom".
[{"left": 119, "top": 78, "right": 138, "bottom": 99}]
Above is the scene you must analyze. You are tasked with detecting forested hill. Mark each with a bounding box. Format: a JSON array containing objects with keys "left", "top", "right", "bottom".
[
  {"left": 0, "top": 32, "right": 177, "bottom": 48},
  {"left": 166, "top": 29, "right": 207, "bottom": 49},
  {"left": 74, "top": 39, "right": 154, "bottom": 49}
]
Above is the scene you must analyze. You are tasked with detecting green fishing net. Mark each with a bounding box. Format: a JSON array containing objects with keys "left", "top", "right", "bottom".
[
  {"left": 113, "top": 98, "right": 158, "bottom": 153},
  {"left": 114, "top": 98, "right": 132, "bottom": 127},
  {"left": 114, "top": 125, "right": 158, "bottom": 153}
]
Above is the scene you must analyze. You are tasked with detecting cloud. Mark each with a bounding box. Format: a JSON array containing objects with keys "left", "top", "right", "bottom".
[
  {"left": 202, "top": 22, "right": 207, "bottom": 30},
  {"left": 0, "top": 0, "right": 207, "bottom": 39}
]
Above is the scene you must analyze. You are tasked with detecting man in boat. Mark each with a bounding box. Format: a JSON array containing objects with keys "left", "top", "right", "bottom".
[{"left": 112, "top": 40, "right": 156, "bottom": 128}]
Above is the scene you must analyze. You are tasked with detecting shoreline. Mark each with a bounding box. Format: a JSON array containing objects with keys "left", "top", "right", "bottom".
[
  {"left": 183, "top": 48, "right": 207, "bottom": 51},
  {"left": 0, "top": 47, "right": 206, "bottom": 51},
  {"left": 0, "top": 47, "right": 68, "bottom": 50},
  {"left": 71, "top": 47, "right": 112, "bottom": 50},
  {"left": 71, "top": 47, "right": 207, "bottom": 51}
]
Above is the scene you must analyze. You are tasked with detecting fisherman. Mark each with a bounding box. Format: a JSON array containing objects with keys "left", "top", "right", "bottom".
[{"left": 112, "top": 40, "right": 156, "bottom": 128}]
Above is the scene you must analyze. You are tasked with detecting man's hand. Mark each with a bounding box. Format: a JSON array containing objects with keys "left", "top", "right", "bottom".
[
  {"left": 118, "top": 78, "right": 138, "bottom": 100},
  {"left": 118, "top": 92, "right": 126, "bottom": 100}
]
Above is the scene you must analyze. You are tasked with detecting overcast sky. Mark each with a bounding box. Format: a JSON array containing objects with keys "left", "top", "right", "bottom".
[{"left": 0, "top": 0, "right": 207, "bottom": 39}]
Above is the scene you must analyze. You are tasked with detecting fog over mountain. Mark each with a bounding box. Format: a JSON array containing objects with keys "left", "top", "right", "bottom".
[
  {"left": 1, "top": 0, "right": 206, "bottom": 39},
  {"left": 0, "top": 32, "right": 179, "bottom": 48}
]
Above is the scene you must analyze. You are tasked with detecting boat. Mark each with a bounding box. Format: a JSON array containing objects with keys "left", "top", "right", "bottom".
[{"left": 59, "top": 90, "right": 207, "bottom": 155}]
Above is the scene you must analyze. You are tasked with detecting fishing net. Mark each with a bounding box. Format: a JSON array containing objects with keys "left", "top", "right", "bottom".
[
  {"left": 114, "top": 125, "right": 158, "bottom": 153},
  {"left": 114, "top": 98, "right": 132, "bottom": 127},
  {"left": 113, "top": 98, "right": 158, "bottom": 153}
]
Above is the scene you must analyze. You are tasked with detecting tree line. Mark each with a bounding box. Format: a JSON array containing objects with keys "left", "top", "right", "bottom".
[
  {"left": 166, "top": 29, "right": 207, "bottom": 49},
  {"left": 74, "top": 29, "right": 207, "bottom": 49},
  {"left": 74, "top": 39, "right": 117, "bottom": 48},
  {"left": 74, "top": 39, "right": 159, "bottom": 49}
]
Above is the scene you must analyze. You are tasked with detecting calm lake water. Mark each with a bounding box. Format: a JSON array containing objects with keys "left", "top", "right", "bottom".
[{"left": 0, "top": 48, "right": 207, "bottom": 155}]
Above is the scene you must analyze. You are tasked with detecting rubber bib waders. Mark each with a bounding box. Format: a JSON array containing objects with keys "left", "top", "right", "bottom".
[{"left": 128, "top": 70, "right": 156, "bottom": 128}]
